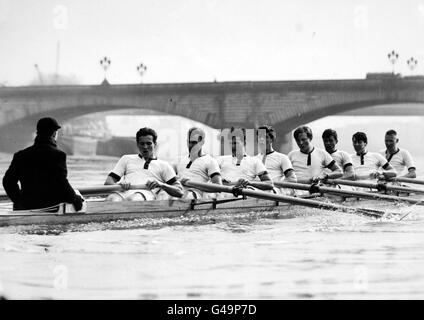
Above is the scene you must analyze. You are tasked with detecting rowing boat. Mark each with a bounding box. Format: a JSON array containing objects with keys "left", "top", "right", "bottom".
[
  {"left": 0, "top": 197, "right": 301, "bottom": 227},
  {"left": 0, "top": 180, "right": 415, "bottom": 227}
]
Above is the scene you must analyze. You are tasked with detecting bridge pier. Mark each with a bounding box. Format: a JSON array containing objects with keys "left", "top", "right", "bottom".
[{"left": 0, "top": 118, "right": 36, "bottom": 153}]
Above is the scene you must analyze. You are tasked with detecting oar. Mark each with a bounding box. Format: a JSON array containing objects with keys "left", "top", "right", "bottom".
[
  {"left": 274, "top": 181, "right": 424, "bottom": 206},
  {"left": 387, "top": 177, "right": 424, "bottom": 186},
  {"left": 77, "top": 184, "right": 147, "bottom": 195},
  {"left": 327, "top": 179, "right": 424, "bottom": 195},
  {"left": 183, "top": 180, "right": 390, "bottom": 218},
  {"left": 0, "top": 184, "right": 148, "bottom": 201}
]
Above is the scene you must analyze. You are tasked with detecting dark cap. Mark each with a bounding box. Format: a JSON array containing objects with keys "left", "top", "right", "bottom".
[{"left": 36, "top": 117, "right": 61, "bottom": 134}]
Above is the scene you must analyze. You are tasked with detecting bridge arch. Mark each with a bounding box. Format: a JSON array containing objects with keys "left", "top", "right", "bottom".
[
  {"left": 1, "top": 78, "right": 424, "bottom": 153},
  {"left": 271, "top": 100, "right": 424, "bottom": 153},
  {"left": 0, "top": 99, "right": 216, "bottom": 153}
]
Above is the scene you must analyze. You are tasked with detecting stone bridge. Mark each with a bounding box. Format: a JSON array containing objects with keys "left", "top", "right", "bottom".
[{"left": 1, "top": 76, "right": 423, "bottom": 153}]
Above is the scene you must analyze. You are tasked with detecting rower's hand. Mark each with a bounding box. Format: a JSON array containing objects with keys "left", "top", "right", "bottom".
[
  {"left": 311, "top": 173, "right": 328, "bottom": 184},
  {"left": 381, "top": 172, "right": 393, "bottom": 180},
  {"left": 120, "top": 181, "right": 131, "bottom": 190},
  {"left": 236, "top": 178, "right": 250, "bottom": 188},
  {"left": 222, "top": 179, "right": 232, "bottom": 185},
  {"left": 370, "top": 171, "right": 384, "bottom": 180},
  {"left": 180, "top": 178, "right": 189, "bottom": 186},
  {"left": 146, "top": 179, "right": 163, "bottom": 190},
  {"left": 318, "top": 173, "right": 329, "bottom": 182},
  {"left": 72, "top": 195, "right": 84, "bottom": 212}
]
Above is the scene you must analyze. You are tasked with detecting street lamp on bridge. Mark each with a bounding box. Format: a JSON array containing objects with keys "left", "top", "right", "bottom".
[
  {"left": 100, "top": 56, "right": 111, "bottom": 84},
  {"left": 136, "top": 63, "right": 147, "bottom": 83},
  {"left": 387, "top": 50, "right": 399, "bottom": 74},
  {"left": 407, "top": 57, "right": 418, "bottom": 75}
]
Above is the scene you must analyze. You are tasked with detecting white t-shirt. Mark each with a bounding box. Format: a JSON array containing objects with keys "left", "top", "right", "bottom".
[
  {"left": 255, "top": 151, "right": 293, "bottom": 181},
  {"left": 176, "top": 154, "right": 221, "bottom": 183},
  {"left": 217, "top": 155, "right": 268, "bottom": 182},
  {"left": 350, "top": 152, "right": 389, "bottom": 177},
  {"left": 109, "top": 154, "right": 177, "bottom": 185},
  {"left": 325, "top": 150, "right": 353, "bottom": 173},
  {"left": 288, "top": 147, "right": 335, "bottom": 181},
  {"left": 379, "top": 148, "right": 416, "bottom": 175}
]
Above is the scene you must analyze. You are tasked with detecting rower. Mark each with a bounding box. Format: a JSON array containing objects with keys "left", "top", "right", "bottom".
[
  {"left": 322, "top": 129, "right": 355, "bottom": 180},
  {"left": 379, "top": 130, "right": 416, "bottom": 178},
  {"left": 175, "top": 127, "right": 222, "bottom": 199},
  {"left": 104, "top": 127, "right": 183, "bottom": 201},
  {"left": 218, "top": 127, "right": 273, "bottom": 192},
  {"left": 351, "top": 132, "right": 396, "bottom": 181},
  {"left": 288, "top": 126, "right": 342, "bottom": 184},
  {"left": 256, "top": 125, "right": 297, "bottom": 194}
]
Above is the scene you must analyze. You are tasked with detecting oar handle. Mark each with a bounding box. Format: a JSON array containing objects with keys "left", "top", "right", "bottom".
[
  {"left": 79, "top": 184, "right": 148, "bottom": 194},
  {"left": 0, "top": 184, "right": 149, "bottom": 201},
  {"left": 221, "top": 180, "right": 274, "bottom": 190}
]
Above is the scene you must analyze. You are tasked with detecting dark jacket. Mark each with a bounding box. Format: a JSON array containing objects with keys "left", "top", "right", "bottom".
[{"left": 2, "top": 135, "right": 82, "bottom": 210}]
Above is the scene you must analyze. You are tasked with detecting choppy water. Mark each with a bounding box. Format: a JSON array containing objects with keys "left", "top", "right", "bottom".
[{"left": 0, "top": 155, "right": 424, "bottom": 299}]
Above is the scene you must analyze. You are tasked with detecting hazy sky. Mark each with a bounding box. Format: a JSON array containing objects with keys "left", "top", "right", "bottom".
[{"left": 1, "top": 0, "right": 424, "bottom": 86}]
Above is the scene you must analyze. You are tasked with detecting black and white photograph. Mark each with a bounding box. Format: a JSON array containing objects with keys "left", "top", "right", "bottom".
[{"left": 1, "top": 0, "right": 424, "bottom": 305}]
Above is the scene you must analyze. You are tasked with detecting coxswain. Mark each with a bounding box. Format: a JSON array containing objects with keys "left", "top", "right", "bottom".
[{"left": 2, "top": 117, "right": 84, "bottom": 211}]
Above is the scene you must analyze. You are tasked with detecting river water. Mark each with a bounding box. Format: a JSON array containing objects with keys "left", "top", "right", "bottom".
[{"left": 0, "top": 155, "right": 423, "bottom": 300}]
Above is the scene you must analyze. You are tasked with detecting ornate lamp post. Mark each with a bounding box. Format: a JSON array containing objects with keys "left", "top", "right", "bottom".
[
  {"left": 136, "top": 63, "right": 147, "bottom": 83},
  {"left": 407, "top": 57, "right": 418, "bottom": 74},
  {"left": 99, "top": 56, "right": 111, "bottom": 83},
  {"left": 387, "top": 50, "right": 399, "bottom": 74}
]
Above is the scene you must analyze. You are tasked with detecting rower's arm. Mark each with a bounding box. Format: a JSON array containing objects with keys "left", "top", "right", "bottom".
[
  {"left": 284, "top": 169, "right": 297, "bottom": 182},
  {"left": 402, "top": 151, "right": 416, "bottom": 178},
  {"left": 249, "top": 172, "right": 274, "bottom": 190},
  {"left": 158, "top": 178, "right": 184, "bottom": 198},
  {"left": 303, "top": 164, "right": 342, "bottom": 184},
  {"left": 327, "top": 162, "right": 343, "bottom": 179},
  {"left": 342, "top": 164, "right": 355, "bottom": 180},
  {"left": 104, "top": 174, "right": 119, "bottom": 185},
  {"left": 210, "top": 173, "right": 223, "bottom": 185},
  {"left": 403, "top": 168, "right": 417, "bottom": 178},
  {"left": 381, "top": 163, "right": 397, "bottom": 179}
]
